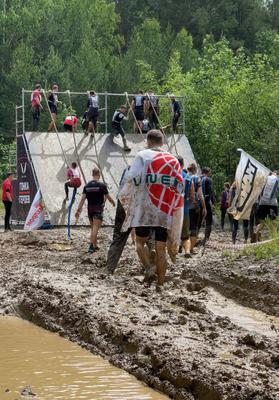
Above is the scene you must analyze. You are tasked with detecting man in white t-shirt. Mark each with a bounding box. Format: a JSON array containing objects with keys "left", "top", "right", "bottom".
[{"left": 118, "top": 130, "right": 184, "bottom": 287}]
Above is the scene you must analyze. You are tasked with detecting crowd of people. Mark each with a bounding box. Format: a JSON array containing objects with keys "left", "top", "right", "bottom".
[
  {"left": 1, "top": 127, "right": 278, "bottom": 287},
  {"left": 59, "top": 129, "right": 278, "bottom": 288},
  {"left": 30, "top": 85, "right": 182, "bottom": 152}
]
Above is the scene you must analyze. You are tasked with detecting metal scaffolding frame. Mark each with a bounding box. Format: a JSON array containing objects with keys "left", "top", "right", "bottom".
[{"left": 20, "top": 89, "right": 186, "bottom": 137}]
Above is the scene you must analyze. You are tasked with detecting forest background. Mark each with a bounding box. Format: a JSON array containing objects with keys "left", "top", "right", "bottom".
[{"left": 0, "top": 0, "right": 279, "bottom": 191}]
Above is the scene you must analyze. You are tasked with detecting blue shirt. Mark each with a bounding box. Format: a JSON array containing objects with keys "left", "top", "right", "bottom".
[{"left": 182, "top": 170, "right": 191, "bottom": 216}]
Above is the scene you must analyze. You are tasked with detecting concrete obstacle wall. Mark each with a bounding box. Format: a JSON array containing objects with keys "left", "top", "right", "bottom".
[{"left": 25, "top": 132, "right": 196, "bottom": 225}]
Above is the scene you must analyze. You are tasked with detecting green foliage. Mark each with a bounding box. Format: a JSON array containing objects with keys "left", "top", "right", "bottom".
[
  {"left": 241, "top": 238, "right": 279, "bottom": 262},
  {"left": 0, "top": 138, "right": 16, "bottom": 182}
]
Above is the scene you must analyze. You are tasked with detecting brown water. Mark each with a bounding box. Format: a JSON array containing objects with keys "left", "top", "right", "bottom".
[
  {"left": 206, "top": 288, "right": 279, "bottom": 338},
  {"left": 0, "top": 317, "right": 168, "bottom": 400}
]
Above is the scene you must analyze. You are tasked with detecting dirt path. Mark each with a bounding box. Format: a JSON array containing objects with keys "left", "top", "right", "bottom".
[{"left": 0, "top": 228, "right": 278, "bottom": 400}]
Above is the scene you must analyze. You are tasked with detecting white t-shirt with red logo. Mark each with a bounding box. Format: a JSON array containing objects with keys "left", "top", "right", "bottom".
[{"left": 119, "top": 148, "right": 184, "bottom": 243}]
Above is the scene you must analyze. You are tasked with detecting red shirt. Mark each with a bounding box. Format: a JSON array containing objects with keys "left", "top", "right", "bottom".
[
  {"left": 64, "top": 116, "right": 78, "bottom": 126},
  {"left": 31, "top": 89, "right": 41, "bottom": 107},
  {"left": 2, "top": 178, "right": 13, "bottom": 202}
]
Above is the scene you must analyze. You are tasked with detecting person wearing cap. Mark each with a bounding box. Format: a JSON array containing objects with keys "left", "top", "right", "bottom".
[
  {"left": 31, "top": 84, "right": 43, "bottom": 131},
  {"left": 170, "top": 95, "right": 181, "bottom": 133}
]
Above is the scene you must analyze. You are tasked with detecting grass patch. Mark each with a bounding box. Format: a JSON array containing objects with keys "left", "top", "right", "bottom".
[{"left": 241, "top": 238, "right": 279, "bottom": 261}]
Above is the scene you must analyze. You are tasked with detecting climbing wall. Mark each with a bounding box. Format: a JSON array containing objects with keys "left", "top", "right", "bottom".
[{"left": 25, "top": 132, "right": 196, "bottom": 225}]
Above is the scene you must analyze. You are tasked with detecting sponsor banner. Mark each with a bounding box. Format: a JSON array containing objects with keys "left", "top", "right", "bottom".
[
  {"left": 12, "top": 136, "right": 37, "bottom": 223},
  {"left": 119, "top": 149, "right": 184, "bottom": 247},
  {"left": 24, "top": 189, "right": 44, "bottom": 230},
  {"left": 228, "top": 149, "right": 270, "bottom": 220}
]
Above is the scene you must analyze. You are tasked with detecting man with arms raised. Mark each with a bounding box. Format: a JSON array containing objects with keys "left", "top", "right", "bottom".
[
  {"left": 75, "top": 167, "right": 115, "bottom": 253},
  {"left": 119, "top": 130, "right": 184, "bottom": 287}
]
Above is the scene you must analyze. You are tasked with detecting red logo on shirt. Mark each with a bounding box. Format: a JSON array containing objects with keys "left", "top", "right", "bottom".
[{"left": 146, "top": 153, "right": 183, "bottom": 215}]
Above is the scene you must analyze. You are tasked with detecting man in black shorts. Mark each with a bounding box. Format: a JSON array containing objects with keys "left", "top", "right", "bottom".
[
  {"left": 132, "top": 90, "right": 146, "bottom": 133},
  {"left": 111, "top": 105, "right": 131, "bottom": 151},
  {"left": 75, "top": 167, "right": 115, "bottom": 253}
]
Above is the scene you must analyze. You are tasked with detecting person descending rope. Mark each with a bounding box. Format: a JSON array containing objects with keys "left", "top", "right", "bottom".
[
  {"left": 31, "top": 84, "right": 43, "bottom": 131},
  {"left": 86, "top": 90, "right": 99, "bottom": 135},
  {"left": 177, "top": 157, "right": 194, "bottom": 258},
  {"left": 111, "top": 105, "right": 131, "bottom": 151},
  {"left": 63, "top": 115, "right": 78, "bottom": 132},
  {"left": 147, "top": 90, "right": 159, "bottom": 129},
  {"left": 132, "top": 90, "right": 146, "bottom": 133},
  {"left": 118, "top": 130, "right": 184, "bottom": 288},
  {"left": 47, "top": 85, "right": 59, "bottom": 132},
  {"left": 170, "top": 95, "right": 181, "bottom": 134},
  {"left": 64, "top": 162, "right": 82, "bottom": 201},
  {"left": 75, "top": 167, "right": 115, "bottom": 254}
]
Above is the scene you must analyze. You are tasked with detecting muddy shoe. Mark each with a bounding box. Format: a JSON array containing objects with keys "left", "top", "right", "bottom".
[
  {"left": 143, "top": 265, "right": 156, "bottom": 285},
  {"left": 88, "top": 244, "right": 95, "bottom": 254},
  {"left": 184, "top": 252, "right": 192, "bottom": 259}
]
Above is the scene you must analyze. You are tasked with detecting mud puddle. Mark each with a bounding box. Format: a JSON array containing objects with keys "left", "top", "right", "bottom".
[
  {"left": 0, "top": 316, "right": 168, "bottom": 400},
  {"left": 206, "top": 287, "right": 279, "bottom": 338}
]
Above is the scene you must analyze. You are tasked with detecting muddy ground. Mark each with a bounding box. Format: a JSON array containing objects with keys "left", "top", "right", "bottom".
[{"left": 0, "top": 226, "right": 278, "bottom": 400}]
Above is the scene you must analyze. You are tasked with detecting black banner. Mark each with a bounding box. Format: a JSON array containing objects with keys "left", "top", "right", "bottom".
[{"left": 12, "top": 136, "right": 37, "bottom": 224}]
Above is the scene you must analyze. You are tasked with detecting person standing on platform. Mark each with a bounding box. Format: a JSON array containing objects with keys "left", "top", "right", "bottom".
[
  {"left": 31, "top": 84, "right": 43, "bottom": 131},
  {"left": 47, "top": 84, "right": 59, "bottom": 132},
  {"left": 2, "top": 172, "right": 13, "bottom": 232},
  {"left": 111, "top": 105, "right": 131, "bottom": 151},
  {"left": 147, "top": 90, "right": 159, "bottom": 129},
  {"left": 86, "top": 91, "right": 99, "bottom": 135},
  {"left": 63, "top": 115, "right": 78, "bottom": 132},
  {"left": 132, "top": 90, "right": 146, "bottom": 133},
  {"left": 75, "top": 167, "right": 115, "bottom": 254},
  {"left": 170, "top": 95, "right": 181, "bottom": 133}
]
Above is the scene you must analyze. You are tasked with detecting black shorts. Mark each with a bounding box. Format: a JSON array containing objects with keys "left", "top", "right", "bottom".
[
  {"left": 135, "top": 226, "right": 168, "bottom": 242},
  {"left": 134, "top": 108, "right": 144, "bottom": 121},
  {"left": 63, "top": 123, "right": 73, "bottom": 132},
  {"left": 87, "top": 107, "right": 99, "bottom": 122},
  {"left": 112, "top": 122, "right": 125, "bottom": 138},
  {"left": 256, "top": 205, "right": 278, "bottom": 220},
  {"left": 88, "top": 211, "right": 103, "bottom": 221},
  {"left": 49, "top": 105, "right": 57, "bottom": 114},
  {"left": 189, "top": 207, "right": 200, "bottom": 236}
]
